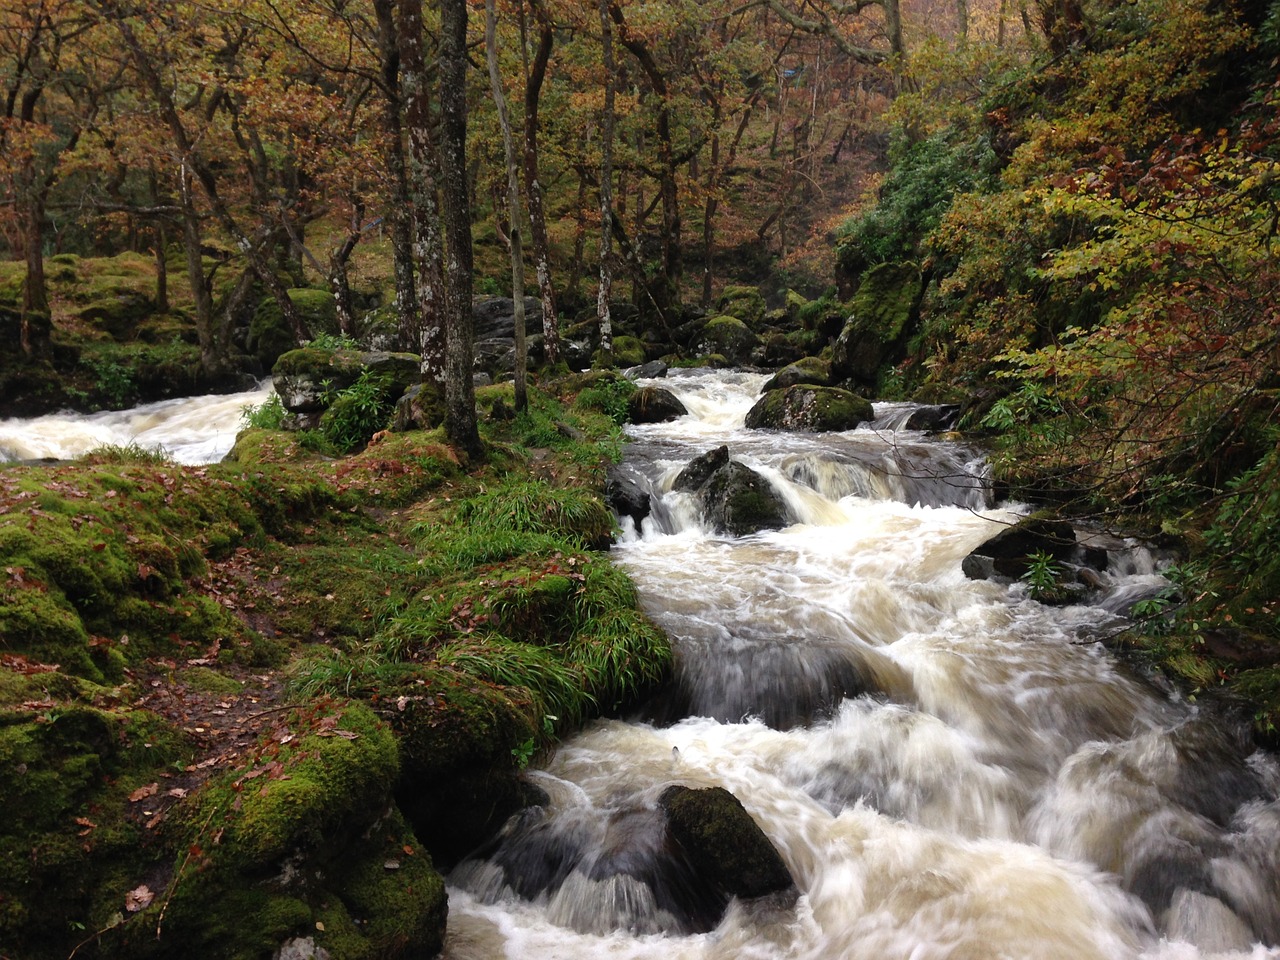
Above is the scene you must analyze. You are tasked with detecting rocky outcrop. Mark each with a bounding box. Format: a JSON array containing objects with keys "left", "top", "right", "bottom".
[
  {"left": 273, "top": 347, "right": 419, "bottom": 415},
  {"left": 675, "top": 445, "right": 790, "bottom": 537},
  {"left": 830, "top": 261, "right": 924, "bottom": 389},
  {"left": 627, "top": 385, "right": 688, "bottom": 424},
  {"left": 698, "top": 315, "right": 759, "bottom": 365},
  {"left": 745, "top": 384, "right": 874, "bottom": 432}
]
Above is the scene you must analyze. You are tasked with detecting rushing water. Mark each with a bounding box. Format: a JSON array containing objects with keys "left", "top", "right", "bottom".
[
  {"left": 447, "top": 369, "right": 1280, "bottom": 960},
  {"left": 0, "top": 380, "right": 273, "bottom": 465}
]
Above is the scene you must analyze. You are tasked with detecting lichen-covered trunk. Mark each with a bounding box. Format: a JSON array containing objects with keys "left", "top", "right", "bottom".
[
  {"left": 399, "top": 0, "right": 446, "bottom": 384},
  {"left": 440, "top": 0, "right": 481, "bottom": 457},
  {"left": 20, "top": 191, "right": 50, "bottom": 357},
  {"left": 524, "top": 1, "right": 560, "bottom": 365},
  {"left": 597, "top": 0, "right": 617, "bottom": 363},
  {"left": 374, "top": 0, "right": 421, "bottom": 350}
]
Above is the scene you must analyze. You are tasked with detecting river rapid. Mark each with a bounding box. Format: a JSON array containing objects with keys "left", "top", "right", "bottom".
[
  {"left": 445, "top": 369, "right": 1280, "bottom": 960},
  {"left": 3, "top": 368, "right": 1277, "bottom": 959}
]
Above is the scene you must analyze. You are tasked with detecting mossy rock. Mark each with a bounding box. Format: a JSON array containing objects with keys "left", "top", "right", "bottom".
[
  {"left": 698, "top": 316, "right": 759, "bottom": 366},
  {"left": 594, "top": 335, "right": 647, "bottom": 369},
  {"left": 716, "top": 285, "right": 767, "bottom": 330},
  {"left": 961, "top": 514, "right": 1077, "bottom": 581},
  {"left": 745, "top": 384, "right": 874, "bottom": 432},
  {"left": 627, "top": 385, "right": 687, "bottom": 424},
  {"left": 674, "top": 446, "right": 790, "bottom": 537},
  {"left": 75, "top": 286, "right": 156, "bottom": 341},
  {"left": 659, "top": 785, "right": 795, "bottom": 900},
  {"left": 762, "top": 357, "right": 831, "bottom": 392},
  {"left": 832, "top": 262, "right": 923, "bottom": 385},
  {"left": 250, "top": 288, "right": 339, "bottom": 368},
  {"left": 119, "top": 702, "right": 436, "bottom": 960}
]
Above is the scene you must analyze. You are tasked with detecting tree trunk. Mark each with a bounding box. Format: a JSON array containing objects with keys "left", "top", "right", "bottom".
[
  {"left": 398, "top": 0, "right": 446, "bottom": 383},
  {"left": 374, "top": 0, "right": 422, "bottom": 348},
  {"left": 178, "top": 164, "right": 221, "bottom": 376},
  {"left": 440, "top": 0, "right": 482, "bottom": 456},
  {"left": 597, "top": 0, "right": 617, "bottom": 364},
  {"left": 523, "top": 0, "right": 561, "bottom": 366},
  {"left": 487, "top": 0, "right": 528, "bottom": 412}
]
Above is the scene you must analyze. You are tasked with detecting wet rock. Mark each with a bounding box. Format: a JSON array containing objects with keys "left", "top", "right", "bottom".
[
  {"left": 624, "top": 360, "right": 669, "bottom": 380},
  {"left": 392, "top": 382, "right": 445, "bottom": 432},
  {"left": 673, "top": 445, "right": 731, "bottom": 493},
  {"left": 606, "top": 464, "right": 652, "bottom": 526},
  {"left": 961, "top": 514, "right": 1077, "bottom": 581},
  {"left": 272, "top": 347, "right": 420, "bottom": 415},
  {"left": 761, "top": 357, "right": 831, "bottom": 392},
  {"left": 745, "top": 384, "right": 874, "bottom": 432},
  {"left": 673, "top": 446, "right": 789, "bottom": 537},
  {"left": 698, "top": 315, "right": 759, "bottom": 365},
  {"left": 902, "top": 404, "right": 960, "bottom": 431},
  {"left": 659, "top": 785, "right": 796, "bottom": 901},
  {"left": 830, "top": 261, "right": 924, "bottom": 388},
  {"left": 627, "top": 386, "right": 688, "bottom": 424}
]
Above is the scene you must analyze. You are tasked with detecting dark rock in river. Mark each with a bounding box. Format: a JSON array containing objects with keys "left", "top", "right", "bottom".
[
  {"left": 606, "top": 464, "right": 652, "bottom": 526},
  {"left": 659, "top": 785, "right": 796, "bottom": 903},
  {"left": 961, "top": 514, "right": 1077, "bottom": 580},
  {"left": 624, "top": 360, "right": 670, "bottom": 380},
  {"left": 627, "top": 385, "right": 688, "bottom": 424},
  {"left": 673, "top": 446, "right": 789, "bottom": 537}
]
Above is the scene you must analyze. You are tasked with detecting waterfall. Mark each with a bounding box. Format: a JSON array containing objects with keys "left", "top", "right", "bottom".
[
  {"left": 447, "top": 368, "right": 1280, "bottom": 960},
  {"left": 0, "top": 381, "right": 274, "bottom": 464}
]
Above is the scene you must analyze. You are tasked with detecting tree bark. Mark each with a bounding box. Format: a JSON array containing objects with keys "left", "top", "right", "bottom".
[
  {"left": 373, "top": 0, "right": 422, "bottom": 348},
  {"left": 487, "top": 0, "right": 528, "bottom": 412},
  {"left": 523, "top": 0, "right": 561, "bottom": 366},
  {"left": 597, "top": 0, "right": 618, "bottom": 364},
  {"left": 440, "top": 0, "right": 482, "bottom": 456},
  {"left": 398, "top": 0, "right": 447, "bottom": 383}
]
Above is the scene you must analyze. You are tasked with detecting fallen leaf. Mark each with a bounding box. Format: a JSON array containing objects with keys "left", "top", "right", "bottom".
[
  {"left": 125, "top": 885, "right": 154, "bottom": 912},
  {"left": 129, "top": 783, "right": 159, "bottom": 802}
]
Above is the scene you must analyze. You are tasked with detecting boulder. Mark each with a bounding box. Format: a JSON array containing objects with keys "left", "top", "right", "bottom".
[
  {"left": 624, "top": 360, "right": 669, "bottom": 380},
  {"left": 698, "top": 315, "right": 759, "bottom": 366},
  {"left": 273, "top": 347, "right": 420, "bottom": 415},
  {"left": 627, "top": 385, "right": 688, "bottom": 424},
  {"left": 745, "top": 384, "right": 873, "bottom": 432},
  {"left": 961, "top": 514, "right": 1078, "bottom": 581},
  {"left": 674, "top": 446, "right": 789, "bottom": 537},
  {"left": 606, "top": 465, "right": 652, "bottom": 527},
  {"left": 392, "top": 382, "right": 446, "bottom": 432},
  {"left": 903, "top": 404, "right": 960, "bottom": 431},
  {"left": 715, "top": 285, "right": 768, "bottom": 331},
  {"left": 659, "top": 785, "right": 796, "bottom": 901},
  {"left": 830, "top": 261, "right": 924, "bottom": 387},
  {"left": 762, "top": 357, "right": 831, "bottom": 392}
]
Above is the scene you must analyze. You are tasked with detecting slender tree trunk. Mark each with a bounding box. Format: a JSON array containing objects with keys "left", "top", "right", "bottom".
[
  {"left": 523, "top": 0, "right": 560, "bottom": 366},
  {"left": 597, "top": 0, "right": 617, "bottom": 364},
  {"left": 373, "top": 0, "right": 422, "bottom": 347},
  {"left": 487, "top": 0, "right": 528, "bottom": 412},
  {"left": 440, "top": 0, "right": 482, "bottom": 456},
  {"left": 568, "top": 171, "right": 590, "bottom": 305},
  {"left": 153, "top": 223, "right": 169, "bottom": 314},
  {"left": 178, "top": 163, "right": 221, "bottom": 375},
  {"left": 398, "top": 0, "right": 446, "bottom": 383}
]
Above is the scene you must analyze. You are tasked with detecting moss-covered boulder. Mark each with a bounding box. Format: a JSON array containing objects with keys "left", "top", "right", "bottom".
[
  {"left": 698, "top": 315, "right": 759, "bottom": 366},
  {"left": 249, "top": 288, "right": 339, "bottom": 369},
  {"left": 674, "top": 445, "right": 790, "bottom": 537},
  {"left": 594, "top": 334, "right": 647, "bottom": 369},
  {"left": 762, "top": 357, "right": 831, "bottom": 392},
  {"left": 272, "top": 347, "right": 419, "bottom": 416},
  {"left": 627, "top": 385, "right": 688, "bottom": 424},
  {"left": 716, "top": 285, "right": 767, "bottom": 331},
  {"left": 659, "top": 785, "right": 795, "bottom": 901},
  {"left": 831, "top": 262, "right": 924, "bottom": 387},
  {"left": 745, "top": 384, "right": 874, "bottom": 432}
]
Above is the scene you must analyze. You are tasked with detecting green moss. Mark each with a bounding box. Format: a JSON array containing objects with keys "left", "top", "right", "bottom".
[
  {"left": 699, "top": 315, "right": 759, "bottom": 365},
  {"left": 745, "top": 384, "right": 874, "bottom": 432},
  {"left": 716, "top": 285, "right": 768, "bottom": 330},
  {"left": 595, "top": 335, "right": 646, "bottom": 368},
  {"left": 250, "top": 288, "right": 338, "bottom": 367}
]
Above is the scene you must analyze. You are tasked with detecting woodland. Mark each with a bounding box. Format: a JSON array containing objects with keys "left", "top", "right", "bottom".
[{"left": 2, "top": 0, "right": 1280, "bottom": 955}]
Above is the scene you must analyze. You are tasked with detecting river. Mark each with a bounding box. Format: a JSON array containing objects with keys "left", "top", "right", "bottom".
[
  {"left": 0, "top": 380, "right": 273, "bottom": 465},
  {"left": 445, "top": 369, "right": 1280, "bottom": 960},
  {"left": 3, "top": 369, "right": 1276, "bottom": 959}
]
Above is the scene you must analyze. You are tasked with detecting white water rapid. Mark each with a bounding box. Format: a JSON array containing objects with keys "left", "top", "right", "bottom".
[
  {"left": 447, "top": 369, "right": 1280, "bottom": 960},
  {"left": 0, "top": 381, "right": 274, "bottom": 465}
]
